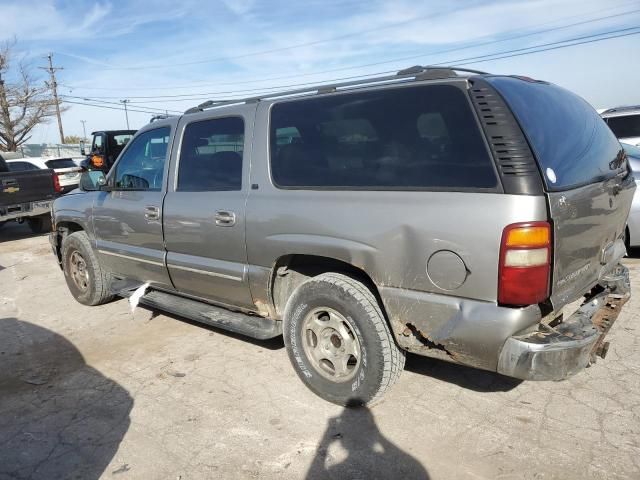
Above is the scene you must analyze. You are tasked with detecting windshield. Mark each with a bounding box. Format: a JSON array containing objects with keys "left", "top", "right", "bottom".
[
  {"left": 488, "top": 76, "right": 625, "bottom": 191},
  {"left": 606, "top": 115, "right": 640, "bottom": 139}
]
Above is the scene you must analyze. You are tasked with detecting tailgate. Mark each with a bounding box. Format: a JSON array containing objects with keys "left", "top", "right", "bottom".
[
  {"left": 548, "top": 176, "right": 633, "bottom": 309},
  {"left": 486, "top": 76, "right": 635, "bottom": 310},
  {"left": 0, "top": 170, "right": 56, "bottom": 206}
]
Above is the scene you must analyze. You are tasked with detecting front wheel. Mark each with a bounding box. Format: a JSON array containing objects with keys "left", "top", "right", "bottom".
[
  {"left": 61, "top": 231, "right": 114, "bottom": 306},
  {"left": 27, "top": 214, "right": 52, "bottom": 234},
  {"left": 283, "top": 272, "right": 405, "bottom": 406}
]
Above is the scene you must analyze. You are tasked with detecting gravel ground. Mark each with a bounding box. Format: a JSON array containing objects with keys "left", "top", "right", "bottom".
[{"left": 1, "top": 221, "right": 639, "bottom": 480}]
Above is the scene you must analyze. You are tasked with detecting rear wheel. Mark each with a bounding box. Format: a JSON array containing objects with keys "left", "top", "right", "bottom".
[
  {"left": 283, "top": 272, "right": 405, "bottom": 406},
  {"left": 61, "top": 231, "right": 114, "bottom": 306},
  {"left": 27, "top": 214, "right": 52, "bottom": 234}
]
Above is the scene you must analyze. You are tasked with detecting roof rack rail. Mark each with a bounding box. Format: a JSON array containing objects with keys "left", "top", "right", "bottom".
[
  {"left": 600, "top": 105, "right": 640, "bottom": 115},
  {"left": 184, "top": 65, "right": 489, "bottom": 114},
  {"left": 150, "top": 114, "right": 174, "bottom": 122}
]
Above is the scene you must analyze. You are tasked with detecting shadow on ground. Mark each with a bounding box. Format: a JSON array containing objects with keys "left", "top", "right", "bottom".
[
  {"left": 405, "top": 353, "right": 522, "bottom": 393},
  {"left": 0, "top": 221, "right": 46, "bottom": 243},
  {"left": 306, "top": 402, "right": 430, "bottom": 479},
  {"left": 0, "top": 318, "right": 133, "bottom": 480}
]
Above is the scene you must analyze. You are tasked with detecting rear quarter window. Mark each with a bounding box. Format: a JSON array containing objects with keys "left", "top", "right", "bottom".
[
  {"left": 605, "top": 114, "right": 640, "bottom": 139},
  {"left": 269, "top": 84, "right": 498, "bottom": 190},
  {"left": 487, "top": 77, "right": 624, "bottom": 191}
]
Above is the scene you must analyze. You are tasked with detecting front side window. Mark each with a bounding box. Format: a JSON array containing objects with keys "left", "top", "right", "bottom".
[
  {"left": 269, "top": 84, "right": 497, "bottom": 189},
  {"left": 92, "top": 134, "right": 104, "bottom": 153},
  {"left": 114, "top": 127, "right": 170, "bottom": 190},
  {"left": 177, "top": 117, "right": 244, "bottom": 192}
]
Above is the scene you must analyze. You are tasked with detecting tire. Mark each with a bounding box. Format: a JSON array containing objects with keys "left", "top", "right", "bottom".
[
  {"left": 61, "top": 231, "right": 114, "bottom": 306},
  {"left": 27, "top": 214, "right": 52, "bottom": 234},
  {"left": 624, "top": 226, "right": 631, "bottom": 253},
  {"left": 0, "top": 221, "right": 5, "bottom": 229},
  {"left": 283, "top": 272, "right": 405, "bottom": 406}
]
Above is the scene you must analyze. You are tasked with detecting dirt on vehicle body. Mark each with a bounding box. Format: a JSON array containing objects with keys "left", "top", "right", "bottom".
[{"left": 50, "top": 66, "right": 634, "bottom": 405}]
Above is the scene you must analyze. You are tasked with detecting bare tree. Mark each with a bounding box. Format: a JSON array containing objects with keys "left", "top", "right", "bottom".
[{"left": 0, "top": 41, "right": 61, "bottom": 152}]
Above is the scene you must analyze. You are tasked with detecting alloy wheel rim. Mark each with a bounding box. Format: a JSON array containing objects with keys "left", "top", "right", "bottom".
[
  {"left": 69, "top": 251, "right": 89, "bottom": 292},
  {"left": 301, "top": 307, "right": 361, "bottom": 383}
]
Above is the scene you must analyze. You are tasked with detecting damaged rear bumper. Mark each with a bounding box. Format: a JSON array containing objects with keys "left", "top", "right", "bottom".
[{"left": 497, "top": 264, "right": 630, "bottom": 381}]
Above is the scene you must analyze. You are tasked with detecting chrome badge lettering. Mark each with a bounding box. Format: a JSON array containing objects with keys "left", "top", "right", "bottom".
[{"left": 556, "top": 263, "right": 591, "bottom": 287}]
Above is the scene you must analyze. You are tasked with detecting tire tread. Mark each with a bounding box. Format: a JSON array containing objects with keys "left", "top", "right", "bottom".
[{"left": 303, "top": 272, "right": 405, "bottom": 405}]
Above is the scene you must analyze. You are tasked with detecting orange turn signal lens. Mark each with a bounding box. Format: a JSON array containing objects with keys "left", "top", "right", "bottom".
[
  {"left": 91, "top": 155, "right": 104, "bottom": 167},
  {"left": 505, "top": 225, "right": 550, "bottom": 248}
]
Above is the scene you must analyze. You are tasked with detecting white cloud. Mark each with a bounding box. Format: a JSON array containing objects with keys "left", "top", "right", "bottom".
[{"left": 13, "top": 0, "right": 639, "bottom": 143}]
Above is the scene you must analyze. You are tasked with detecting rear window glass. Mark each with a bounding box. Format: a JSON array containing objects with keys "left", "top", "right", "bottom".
[
  {"left": 488, "top": 77, "right": 625, "bottom": 191},
  {"left": 605, "top": 115, "right": 640, "bottom": 139},
  {"left": 269, "top": 84, "right": 497, "bottom": 189},
  {"left": 45, "top": 158, "right": 77, "bottom": 169}
]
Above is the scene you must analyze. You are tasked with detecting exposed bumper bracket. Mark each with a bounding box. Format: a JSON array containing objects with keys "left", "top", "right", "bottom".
[{"left": 497, "top": 264, "right": 630, "bottom": 381}]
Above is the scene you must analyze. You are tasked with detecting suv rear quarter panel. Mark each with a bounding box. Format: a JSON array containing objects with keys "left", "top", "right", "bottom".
[{"left": 246, "top": 100, "right": 549, "bottom": 330}]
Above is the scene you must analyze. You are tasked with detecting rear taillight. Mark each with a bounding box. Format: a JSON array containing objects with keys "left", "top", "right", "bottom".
[
  {"left": 498, "top": 222, "right": 551, "bottom": 306},
  {"left": 53, "top": 173, "right": 62, "bottom": 193}
]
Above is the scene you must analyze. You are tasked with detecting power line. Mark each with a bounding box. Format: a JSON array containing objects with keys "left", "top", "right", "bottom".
[
  {"left": 61, "top": 2, "right": 640, "bottom": 72},
  {"left": 62, "top": 99, "right": 179, "bottom": 116},
  {"left": 62, "top": 27, "right": 640, "bottom": 117},
  {"left": 62, "top": 4, "right": 640, "bottom": 93},
  {"left": 60, "top": 95, "right": 182, "bottom": 114},
  {"left": 69, "top": 25, "right": 640, "bottom": 106}
]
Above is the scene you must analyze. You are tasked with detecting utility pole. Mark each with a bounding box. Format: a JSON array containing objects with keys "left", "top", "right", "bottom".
[
  {"left": 39, "top": 53, "right": 65, "bottom": 143},
  {"left": 120, "top": 99, "right": 130, "bottom": 129},
  {"left": 80, "top": 120, "right": 87, "bottom": 140}
]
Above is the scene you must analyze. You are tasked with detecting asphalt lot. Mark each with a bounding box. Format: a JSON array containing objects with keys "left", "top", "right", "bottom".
[{"left": 1, "top": 220, "right": 639, "bottom": 480}]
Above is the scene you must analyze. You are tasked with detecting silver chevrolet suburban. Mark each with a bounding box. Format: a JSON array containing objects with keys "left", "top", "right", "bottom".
[{"left": 50, "top": 66, "right": 634, "bottom": 406}]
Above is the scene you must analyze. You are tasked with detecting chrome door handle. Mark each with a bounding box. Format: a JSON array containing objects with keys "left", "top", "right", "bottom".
[
  {"left": 144, "top": 205, "right": 160, "bottom": 220},
  {"left": 215, "top": 210, "right": 236, "bottom": 227}
]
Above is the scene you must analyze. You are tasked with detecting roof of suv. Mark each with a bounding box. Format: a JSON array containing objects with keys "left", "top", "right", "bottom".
[{"left": 600, "top": 105, "right": 640, "bottom": 118}]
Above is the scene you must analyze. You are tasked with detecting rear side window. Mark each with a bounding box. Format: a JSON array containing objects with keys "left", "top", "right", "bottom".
[
  {"left": 488, "top": 77, "right": 625, "bottom": 191},
  {"left": 606, "top": 115, "right": 640, "bottom": 139},
  {"left": 45, "top": 159, "right": 77, "bottom": 169},
  {"left": 8, "top": 161, "right": 40, "bottom": 172},
  {"left": 270, "top": 84, "right": 497, "bottom": 189},
  {"left": 177, "top": 117, "right": 244, "bottom": 191}
]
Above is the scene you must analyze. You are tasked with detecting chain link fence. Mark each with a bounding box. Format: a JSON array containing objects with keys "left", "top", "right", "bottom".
[{"left": 16, "top": 144, "right": 84, "bottom": 159}]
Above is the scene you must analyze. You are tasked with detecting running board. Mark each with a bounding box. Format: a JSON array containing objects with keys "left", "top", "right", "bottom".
[{"left": 123, "top": 288, "right": 282, "bottom": 340}]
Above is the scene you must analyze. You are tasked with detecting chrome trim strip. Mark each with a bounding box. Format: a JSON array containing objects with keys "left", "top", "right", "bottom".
[
  {"left": 168, "top": 263, "right": 243, "bottom": 282},
  {"left": 98, "top": 250, "right": 164, "bottom": 267}
]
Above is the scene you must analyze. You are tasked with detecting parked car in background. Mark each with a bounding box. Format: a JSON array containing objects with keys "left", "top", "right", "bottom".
[
  {"left": 1, "top": 152, "right": 60, "bottom": 233},
  {"left": 7, "top": 157, "right": 82, "bottom": 193},
  {"left": 50, "top": 67, "right": 633, "bottom": 406},
  {"left": 601, "top": 106, "right": 640, "bottom": 146},
  {"left": 622, "top": 142, "right": 640, "bottom": 248}
]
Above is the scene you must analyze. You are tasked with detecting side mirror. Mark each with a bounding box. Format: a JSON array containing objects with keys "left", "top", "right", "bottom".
[
  {"left": 79, "top": 171, "right": 107, "bottom": 191},
  {"left": 80, "top": 141, "right": 86, "bottom": 156}
]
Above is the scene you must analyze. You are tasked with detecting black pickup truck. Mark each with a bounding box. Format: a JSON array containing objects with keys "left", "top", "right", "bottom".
[{"left": 0, "top": 152, "right": 60, "bottom": 233}]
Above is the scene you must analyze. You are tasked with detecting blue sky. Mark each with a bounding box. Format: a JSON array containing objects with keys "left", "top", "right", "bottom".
[{"left": 1, "top": 0, "right": 639, "bottom": 143}]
